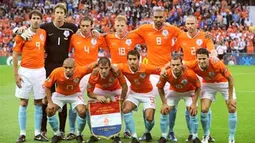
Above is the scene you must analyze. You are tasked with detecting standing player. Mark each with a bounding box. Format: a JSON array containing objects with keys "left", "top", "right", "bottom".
[
  {"left": 169, "top": 15, "right": 217, "bottom": 142},
  {"left": 44, "top": 58, "right": 95, "bottom": 143},
  {"left": 40, "top": 3, "right": 78, "bottom": 139},
  {"left": 69, "top": 15, "right": 107, "bottom": 142},
  {"left": 13, "top": 10, "right": 48, "bottom": 142},
  {"left": 105, "top": 15, "right": 144, "bottom": 64},
  {"left": 117, "top": 50, "right": 161, "bottom": 143},
  {"left": 157, "top": 56, "right": 201, "bottom": 143},
  {"left": 87, "top": 57, "right": 128, "bottom": 143},
  {"left": 133, "top": 6, "right": 182, "bottom": 141},
  {"left": 186, "top": 48, "right": 237, "bottom": 143}
]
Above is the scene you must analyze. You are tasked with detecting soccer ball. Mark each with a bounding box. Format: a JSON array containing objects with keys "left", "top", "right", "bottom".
[{"left": 228, "top": 60, "right": 235, "bottom": 65}]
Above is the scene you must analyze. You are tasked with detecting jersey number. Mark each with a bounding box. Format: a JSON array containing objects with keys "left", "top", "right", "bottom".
[
  {"left": 84, "top": 46, "right": 89, "bottom": 53},
  {"left": 191, "top": 47, "right": 196, "bottom": 55},
  {"left": 36, "top": 42, "right": 40, "bottom": 50},
  {"left": 66, "top": 85, "right": 74, "bottom": 90},
  {"left": 156, "top": 37, "right": 162, "bottom": 45},
  {"left": 58, "top": 37, "right": 61, "bottom": 46},
  {"left": 118, "top": 48, "right": 126, "bottom": 56}
]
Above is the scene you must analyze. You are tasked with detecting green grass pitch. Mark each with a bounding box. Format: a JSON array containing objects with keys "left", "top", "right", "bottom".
[{"left": 0, "top": 65, "right": 255, "bottom": 143}]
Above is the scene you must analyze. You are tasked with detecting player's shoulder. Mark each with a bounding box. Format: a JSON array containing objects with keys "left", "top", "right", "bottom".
[
  {"left": 105, "top": 33, "right": 115, "bottom": 39},
  {"left": 137, "top": 24, "right": 151, "bottom": 29},
  {"left": 40, "top": 22, "right": 53, "bottom": 30},
  {"left": 52, "top": 67, "right": 64, "bottom": 74}
]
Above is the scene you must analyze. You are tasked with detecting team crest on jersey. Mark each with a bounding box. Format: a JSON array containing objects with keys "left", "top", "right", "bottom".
[
  {"left": 181, "top": 79, "right": 188, "bottom": 85},
  {"left": 63, "top": 30, "right": 70, "bottom": 37},
  {"left": 139, "top": 73, "right": 146, "bottom": 78},
  {"left": 126, "top": 39, "right": 132, "bottom": 46},
  {"left": 73, "top": 78, "right": 80, "bottom": 83},
  {"left": 209, "top": 72, "right": 215, "bottom": 77},
  {"left": 196, "top": 39, "right": 203, "bottom": 46},
  {"left": 40, "top": 34, "right": 45, "bottom": 41},
  {"left": 162, "top": 30, "right": 169, "bottom": 37},
  {"left": 109, "top": 77, "right": 115, "bottom": 83},
  {"left": 91, "top": 39, "right": 97, "bottom": 45}
]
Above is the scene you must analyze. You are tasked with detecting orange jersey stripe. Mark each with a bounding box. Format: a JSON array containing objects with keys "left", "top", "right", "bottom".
[
  {"left": 173, "top": 31, "right": 215, "bottom": 61},
  {"left": 13, "top": 29, "right": 46, "bottom": 68},
  {"left": 69, "top": 34, "right": 107, "bottom": 66},
  {"left": 44, "top": 66, "right": 93, "bottom": 95},
  {"left": 157, "top": 68, "right": 200, "bottom": 92},
  {"left": 134, "top": 24, "right": 181, "bottom": 67},
  {"left": 105, "top": 32, "right": 144, "bottom": 64},
  {"left": 87, "top": 70, "right": 126, "bottom": 92},
  {"left": 186, "top": 59, "right": 231, "bottom": 83},
  {"left": 118, "top": 63, "right": 161, "bottom": 93}
]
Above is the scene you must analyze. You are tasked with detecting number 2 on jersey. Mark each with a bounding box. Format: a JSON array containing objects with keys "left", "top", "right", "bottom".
[
  {"left": 156, "top": 37, "right": 162, "bottom": 45},
  {"left": 190, "top": 47, "right": 196, "bottom": 55}
]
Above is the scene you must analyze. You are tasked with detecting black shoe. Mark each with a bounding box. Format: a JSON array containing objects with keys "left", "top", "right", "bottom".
[
  {"left": 157, "top": 137, "right": 167, "bottom": 143},
  {"left": 87, "top": 135, "right": 100, "bottom": 143},
  {"left": 208, "top": 135, "right": 215, "bottom": 142},
  {"left": 130, "top": 137, "right": 139, "bottom": 143},
  {"left": 51, "top": 135, "right": 61, "bottom": 143},
  {"left": 16, "top": 135, "right": 26, "bottom": 143},
  {"left": 186, "top": 134, "right": 193, "bottom": 142},
  {"left": 113, "top": 136, "right": 121, "bottom": 143},
  {"left": 123, "top": 131, "right": 131, "bottom": 139},
  {"left": 76, "top": 135, "right": 84, "bottom": 143},
  {"left": 34, "top": 134, "right": 49, "bottom": 142},
  {"left": 139, "top": 132, "right": 152, "bottom": 142},
  {"left": 192, "top": 137, "right": 202, "bottom": 143},
  {"left": 66, "top": 133, "right": 76, "bottom": 140},
  {"left": 59, "top": 132, "right": 65, "bottom": 140}
]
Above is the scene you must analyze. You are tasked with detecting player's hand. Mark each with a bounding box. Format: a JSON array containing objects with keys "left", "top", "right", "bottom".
[
  {"left": 44, "top": 53, "right": 48, "bottom": 59},
  {"left": 21, "top": 29, "right": 32, "bottom": 41},
  {"left": 189, "top": 103, "right": 197, "bottom": 116},
  {"left": 227, "top": 98, "right": 236, "bottom": 111},
  {"left": 15, "top": 26, "right": 27, "bottom": 35},
  {"left": 15, "top": 74, "right": 23, "bottom": 88},
  {"left": 160, "top": 103, "right": 170, "bottom": 115},
  {"left": 47, "top": 102, "right": 57, "bottom": 113},
  {"left": 96, "top": 96, "right": 106, "bottom": 103}
]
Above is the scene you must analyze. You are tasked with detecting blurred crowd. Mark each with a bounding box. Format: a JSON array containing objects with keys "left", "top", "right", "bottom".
[{"left": 0, "top": 0, "right": 254, "bottom": 57}]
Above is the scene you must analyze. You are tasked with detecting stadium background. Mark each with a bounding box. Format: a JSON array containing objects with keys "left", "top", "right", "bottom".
[{"left": 0, "top": 0, "right": 255, "bottom": 143}]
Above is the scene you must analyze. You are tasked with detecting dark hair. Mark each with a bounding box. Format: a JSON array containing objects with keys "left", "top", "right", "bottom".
[
  {"left": 29, "top": 10, "right": 42, "bottom": 19},
  {"left": 171, "top": 55, "right": 183, "bottom": 63},
  {"left": 196, "top": 48, "right": 209, "bottom": 57},
  {"left": 98, "top": 57, "right": 111, "bottom": 66},
  {"left": 80, "top": 15, "right": 93, "bottom": 26},
  {"left": 127, "top": 50, "right": 140, "bottom": 60},
  {"left": 53, "top": 3, "right": 67, "bottom": 14}
]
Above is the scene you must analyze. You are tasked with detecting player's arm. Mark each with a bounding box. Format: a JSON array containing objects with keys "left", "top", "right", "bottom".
[
  {"left": 13, "top": 51, "right": 22, "bottom": 88},
  {"left": 146, "top": 64, "right": 161, "bottom": 75},
  {"left": 114, "top": 69, "right": 128, "bottom": 101},
  {"left": 160, "top": 63, "right": 171, "bottom": 78},
  {"left": 157, "top": 77, "right": 169, "bottom": 115},
  {"left": 189, "top": 70, "right": 201, "bottom": 116}
]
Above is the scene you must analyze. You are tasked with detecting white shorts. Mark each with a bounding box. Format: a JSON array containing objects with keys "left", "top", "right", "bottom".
[
  {"left": 52, "top": 92, "right": 85, "bottom": 112},
  {"left": 166, "top": 90, "right": 195, "bottom": 107},
  {"left": 79, "top": 74, "right": 90, "bottom": 96},
  {"left": 150, "top": 75, "right": 170, "bottom": 96},
  {"left": 15, "top": 66, "right": 46, "bottom": 100},
  {"left": 201, "top": 82, "right": 237, "bottom": 101},
  {"left": 88, "top": 87, "right": 121, "bottom": 102},
  {"left": 126, "top": 90, "right": 156, "bottom": 110}
]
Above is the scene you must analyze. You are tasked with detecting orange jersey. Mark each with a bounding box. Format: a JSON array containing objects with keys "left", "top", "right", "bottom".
[
  {"left": 87, "top": 70, "right": 126, "bottom": 93},
  {"left": 44, "top": 66, "right": 93, "bottom": 95},
  {"left": 118, "top": 63, "right": 161, "bottom": 93},
  {"left": 186, "top": 59, "right": 231, "bottom": 83},
  {"left": 13, "top": 29, "right": 46, "bottom": 68},
  {"left": 69, "top": 34, "right": 107, "bottom": 66},
  {"left": 105, "top": 32, "right": 144, "bottom": 64},
  {"left": 157, "top": 68, "right": 200, "bottom": 92},
  {"left": 173, "top": 31, "right": 215, "bottom": 61},
  {"left": 134, "top": 24, "right": 181, "bottom": 66}
]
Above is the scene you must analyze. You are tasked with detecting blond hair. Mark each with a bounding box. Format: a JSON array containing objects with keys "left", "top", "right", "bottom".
[
  {"left": 115, "top": 15, "right": 127, "bottom": 23},
  {"left": 53, "top": 3, "right": 67, "bottom": 14}
]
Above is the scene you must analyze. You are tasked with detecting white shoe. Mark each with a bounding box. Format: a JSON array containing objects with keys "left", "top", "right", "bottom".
[
  {"left": 201, "top": 135, "right": 209, "bottom": 143},
  {"left": 229, "top": 140, "right": 235, "bottom": 143}
]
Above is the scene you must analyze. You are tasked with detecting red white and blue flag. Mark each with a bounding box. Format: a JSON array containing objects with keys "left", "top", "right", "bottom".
[{"left": 89, "top": 100, "right": 122, "bottom": 139}]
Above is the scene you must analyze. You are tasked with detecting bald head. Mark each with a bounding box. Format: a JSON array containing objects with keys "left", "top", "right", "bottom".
[
  {"left": 63, "top": 58, "right": 75, "bottom": 67},
  {"left": 63, "top": 58, "right": 75, "bottom": 78},
  {"left": 185, "top": 15, "right": 198, "bottom": 34},
  {"left": 186, "top": 15, "right": 198, "bottom": 23}
]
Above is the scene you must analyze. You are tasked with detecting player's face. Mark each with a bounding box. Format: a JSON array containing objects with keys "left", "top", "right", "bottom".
[
  {"left": 114, "top": 20, "right": 127, "bottom": 35},
  {"left": 30, "top": 15, "right": 42, "bottom": 30},
  {"left": 171, "top": 59, "right": 183, "bottom": 76},
  {"left": 185, "top": 17, "right": 198, "bottom": 33},
  {"left": 127, "top": 55, "right": 139, "bottom": 72},
  {"left": 54, "top": 7, "right": 66, "bottom": 23},
  {"left": 63, "top": 64, "right": 75, "bottom": 78},
  {"left": 80, "top": 20, "right": 92, "bottom": 35},
  {"left": 98, "top": 63, "right": 111, "bottom": 79},
  {"left": 196, "top": 54, "right": 209, "bottom": 69},
  {"left": 153, "top": 11, "right": 164, "bottom": 29}
]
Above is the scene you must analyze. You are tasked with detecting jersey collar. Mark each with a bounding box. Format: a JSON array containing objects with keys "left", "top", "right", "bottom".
[{"left": 187, "top": 30, "right": 200, "bottom": 39}]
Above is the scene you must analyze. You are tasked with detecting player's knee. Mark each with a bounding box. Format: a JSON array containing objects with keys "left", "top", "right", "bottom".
[
  {"left": 46, "top": 108, "right": 55, "bottom": 117},
  {"left": 145, "top": 115, "right": 154, "bottom": 122},
  {"left": 228, "top": 106, "right": 236, "bottom": 113},
  {"left": 122, "top": 107, "right": 131, "bottom": 114},
  {"left": 34, "top": 99, "right": 43, "bottom": 105},
  {"left": 77, "top": 109, "right": 86, "bottom": 118},
  {"left": 201, "top": 106, "right": 210, "bottom": 113},
  {"left": 20, "top": 99, "right": 28, "bottom": 106}
]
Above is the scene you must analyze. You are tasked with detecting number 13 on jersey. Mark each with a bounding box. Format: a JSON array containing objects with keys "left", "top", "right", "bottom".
[{"left": 118, "top": 47, "right": 126, "bottom": 56}]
